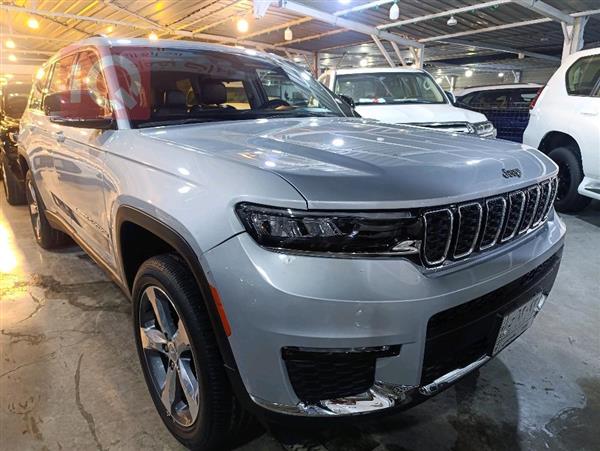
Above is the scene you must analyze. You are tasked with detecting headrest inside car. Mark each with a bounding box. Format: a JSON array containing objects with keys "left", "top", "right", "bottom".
[
  {"left": 199, "top": 82, "right": 227, "bottom": 105},
  {"left": 163, "top": 90, "right": 187, "bottom": 107}
]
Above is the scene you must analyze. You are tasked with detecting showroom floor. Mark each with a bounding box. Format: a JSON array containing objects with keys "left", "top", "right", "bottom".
[{"left": 1, "top": 197, "right": 598, "bottom": 451}]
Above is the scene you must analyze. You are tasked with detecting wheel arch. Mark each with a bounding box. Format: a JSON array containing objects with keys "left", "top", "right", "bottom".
[
  {"left": 114, "top": 205, "right": 249, "bottom": 401},
  {"left": 537, "top": 131, "right": 580, "bottom": 155}
]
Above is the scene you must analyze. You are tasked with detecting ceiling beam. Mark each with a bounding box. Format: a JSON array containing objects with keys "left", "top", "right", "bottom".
[
  {"left": 274, "top": 29, "right": 347, "bottom": 47},
  {"left": 243, "top": 16, "right": 312, "bottom": 39},
  {"left": 512, "top": 0, "right": 574, "bottom": 25},
  {"left": 280, "top": 1, "right": 423, "bottom": 49},
  {"left": 420, "top": 18, "right": 550, "bottom": 42},
  {"left": 420, "top": 8, "right": 600, "bottom": 43},
  {"left": 439, "top": 39, "right": 560, "bottom": 62},
  {"left": 378, "top": 0, "right": 511, "bottom": 29},
  {"left": 335, "top": 0, "right": 394, "bottom": 17}
]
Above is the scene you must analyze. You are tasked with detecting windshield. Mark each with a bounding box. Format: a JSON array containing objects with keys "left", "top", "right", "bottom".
[
  {"left": 1, "top": 85, "right": 31, "bottom": 118},
  {"left": 334, "top": 72, "right": 446, "bottom": 106},
  {"left": 108, "top": 47, "right": 345, "bottom": 128}
]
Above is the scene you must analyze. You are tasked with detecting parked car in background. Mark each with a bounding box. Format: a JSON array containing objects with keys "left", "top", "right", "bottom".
[
  {"left": 455, "top": 83, "right": 542, "bottom": 143},
  {"left": 524, "top": 48, "right": 600, "bottom": 212},
  {"left": 0, "top": 82, "right": 31, "bottom": 204},
  {"left": 320, "top": 67, "right": 496, "bottom": 138},
  {"left": 16, "top": 38, "right": 564, "bottom": 450}
]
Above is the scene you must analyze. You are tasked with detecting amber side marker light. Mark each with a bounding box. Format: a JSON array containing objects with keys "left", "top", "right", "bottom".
[{"left": 210, "top": 285, "right": 232, "bottom": 337}]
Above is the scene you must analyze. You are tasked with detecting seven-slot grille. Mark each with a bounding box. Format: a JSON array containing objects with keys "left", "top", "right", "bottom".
[{"left": 422, "top": 177, "right": 557, "bottom": 267}]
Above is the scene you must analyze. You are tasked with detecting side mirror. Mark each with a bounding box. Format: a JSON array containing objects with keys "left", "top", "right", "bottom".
[
  {"left": 445, "top": 91, "right": 456, "bottom": 104},
  {"left": 339, "top": 94, "right": 355, "bottom": 108},
  {"left": 44, "top": 91, "right": 114, "bottom": 129}
]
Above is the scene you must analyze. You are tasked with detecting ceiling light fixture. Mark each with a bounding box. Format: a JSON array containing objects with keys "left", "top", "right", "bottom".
[
  {"left": 8, "top": 54, "right": 17, "bottom": 62},
  {"left": 106, "top": 26, "right": 114, "bottom": 33},
  {"left": 27, "top": 17, "right": 40, "bottom": 29},
  {"left": 5, "top": 39, "right": 16, "bottom": 49},
  {"left": 389, "top": 1, "right": 400, "bottom": 21},
  {"left": 447, "top": 15, "right": 457, "bottom": 26},
  {"left": 148, "top": 32, "right": 158, "bottom": 40},
  {"left": 237, "top": 18, "right": 249, "bottom": 33},
  {"left": 284, "top": 27, "right": 293, "bottom": 41},
  {"left": 359, "top": 58, "right": 368, "bottom": 67},
  {"left": 464, "top": 69, "right": 473, "bottom": 77},
  {"left": 498, "top": 72, "right": 505, "bottom": 77}
]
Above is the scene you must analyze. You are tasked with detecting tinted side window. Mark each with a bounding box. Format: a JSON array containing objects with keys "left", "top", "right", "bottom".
[
  {"left": 511, "top": 88, "right": 540, "bottom": 106},
  {"left": 29, "top": 67, "right": 50, "bottom": 110},
  {"left": 47, "top": 54, "right": 77, "bottom": 95},
  {"left": 474, "top": 90, "right": 511, "bottom": 108},
  {"left": 458, "top": 92, "right": 477, "bottom": 105},
  {"left": 72, "top": 51, "right": 111, "bottom": 116},
  {"left": 566, "top": 55, "right": 600, "bottom": 96}
]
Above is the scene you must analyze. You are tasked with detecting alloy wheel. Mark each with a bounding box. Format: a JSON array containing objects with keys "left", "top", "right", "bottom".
[
  {"left": 27, "top": 179, "right": 41, "bottom": 241},
  {"left": 139, "top": 285, "right": 200, "bottom": 427}
]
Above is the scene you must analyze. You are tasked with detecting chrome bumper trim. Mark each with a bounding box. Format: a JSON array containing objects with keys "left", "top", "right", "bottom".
[{"left": 250, "top": 355, "right": 490, "bottom": 417}]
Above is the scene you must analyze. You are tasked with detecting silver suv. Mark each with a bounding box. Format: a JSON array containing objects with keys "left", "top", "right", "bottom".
[{"left": 17, "top": 38, "right": 565, "bottom": 450}]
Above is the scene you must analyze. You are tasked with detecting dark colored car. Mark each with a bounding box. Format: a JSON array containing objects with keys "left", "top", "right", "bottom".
[
  {"left": 1, "top": 82, "right": 31, "bottom": 204},
  {"left": 455, "top": 84, "right": 542, "bottom": 143}
]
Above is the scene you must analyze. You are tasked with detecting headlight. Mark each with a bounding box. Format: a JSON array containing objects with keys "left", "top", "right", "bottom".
[
  {"left": 235, "top": 203, "right": 423, "bottom": 257},
  {"left": 472, "top": 121, "right": 496, "bottom": 138}
]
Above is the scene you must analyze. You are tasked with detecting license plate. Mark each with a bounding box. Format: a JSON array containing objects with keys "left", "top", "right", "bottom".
[{"left": 492, "top": 293, "right": 543, "bottom": 355}]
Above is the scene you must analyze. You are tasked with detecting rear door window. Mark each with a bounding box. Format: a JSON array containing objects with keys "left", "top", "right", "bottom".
[
  {"left": 566, "top": 54, "right": 600, "bottom": 96},
  {"left": 47, "top": 54, "right": 77, "bottom": 95}
]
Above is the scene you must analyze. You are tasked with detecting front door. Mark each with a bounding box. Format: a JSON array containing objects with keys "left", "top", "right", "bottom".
[{"left": 50, "top": 50, "right": 114, "bottom": 266}]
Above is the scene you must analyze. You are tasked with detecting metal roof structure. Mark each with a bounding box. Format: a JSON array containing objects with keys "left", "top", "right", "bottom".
[{"left": 1, "top": 0, "right": 599, "bottom": 83}]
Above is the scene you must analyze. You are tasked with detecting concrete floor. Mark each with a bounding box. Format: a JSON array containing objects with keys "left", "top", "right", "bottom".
[{"left": 1, "top": 195, "right": 599, "bottom": 451}]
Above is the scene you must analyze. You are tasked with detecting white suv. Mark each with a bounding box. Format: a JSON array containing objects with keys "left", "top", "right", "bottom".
[
  {"left": 320, "top": 67, "right": 496, "bottom": 138},
  {"left": 524, "top": 48, "right": 600, "bottom": 212}
]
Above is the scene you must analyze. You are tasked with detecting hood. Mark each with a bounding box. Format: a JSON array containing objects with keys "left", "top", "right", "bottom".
[
  {"left": 142, "top": 117, "right": 556, "bottom": 209},
  {"left": 355, "top": 103, "right": 487, "bottom": 125}
]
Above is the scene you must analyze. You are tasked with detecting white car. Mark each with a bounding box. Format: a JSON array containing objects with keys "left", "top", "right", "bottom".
[
  {"left": 320, "top": 67, "right": 496, "bottom": 138},
  {"left": 524, "top": 48, "right": 600, "bottom": 212}
]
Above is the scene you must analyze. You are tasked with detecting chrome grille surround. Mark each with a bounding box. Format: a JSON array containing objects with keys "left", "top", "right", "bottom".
[
  {"left": 421, "top": 176, "right": 557, "bottom": 268},
  {"left": 453, "top": 202, "right": 483, "bottom": 259},
  {"left": 422, "top": 208, "right": 454, "bottom": 266}
]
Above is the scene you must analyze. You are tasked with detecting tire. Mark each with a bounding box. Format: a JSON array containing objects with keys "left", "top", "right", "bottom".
[
  {"left": 1, "top": 153, "right": 26, "bottom": 205},
  {"left": 25, "top": 170, "right": 70, "bottom": 249},
  {"left": 548, "top": 146, "right": 591, "bottom": 213},
  {"left": 132, "top": 254, "right": 250, "bottom": 450}
]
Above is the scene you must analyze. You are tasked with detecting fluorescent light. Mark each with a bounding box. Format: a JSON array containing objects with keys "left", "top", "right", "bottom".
[
  {"left": 5, "top": 39, "right": 15, "bottom": 49},
  {"left": 284, "top": 27, "right": 293, "bottom": 41},
  {"left": 498, "top": 72, "right": 504, "bottom": 77},
  {"left": 465, "top": 69, "right": 473, "bottom": 77},
  {"left": 8, "top": 54, "right": 17, "bottom": 62},
  {"left": 389, "top": 2, "right": 400, "bottom": 20},
  {"left": 359, "top": 58, "right": 368, "bottom": 67},
  {"left": 27, "top": 17, "right": 40, "bottom": 29},
  {"left": 148, "top": 32, "right": 158, "bottom": 40},
  {"left": 237, "top": 18, "right": 249, "bottom": 33}
]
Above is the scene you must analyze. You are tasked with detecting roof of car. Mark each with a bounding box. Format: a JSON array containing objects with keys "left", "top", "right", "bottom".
[
  {"left": 329, "top": 67, "right": 424, "bottom": 75},
  {"left": 455, "top": 83, "right": 542, "bottom": 97},
  {"left": 49, "top": 37, "right": 277, "bottom": 63}
]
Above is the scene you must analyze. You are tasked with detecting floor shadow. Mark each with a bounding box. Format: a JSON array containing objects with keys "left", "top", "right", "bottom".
[{"left": 572, "top": 200, "right": 600, "bottom": 228}]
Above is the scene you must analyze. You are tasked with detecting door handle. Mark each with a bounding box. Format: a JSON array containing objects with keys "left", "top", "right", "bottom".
[{"left": 53, "top": 131, "right": 65, "bottom": 143}]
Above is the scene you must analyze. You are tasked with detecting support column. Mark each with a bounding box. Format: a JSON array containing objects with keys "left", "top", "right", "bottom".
[
  {"left": 512, "top": 70, "right": 522, "bottom": 83},
  {"left": 371, "top": 35, "right": 395, "bottom": 67},
  {"left": 562, "top": 16, "right": 588, "bottom": 60},
  {"left": 390, "top": 41, "right": 407, "bottom": 66}
]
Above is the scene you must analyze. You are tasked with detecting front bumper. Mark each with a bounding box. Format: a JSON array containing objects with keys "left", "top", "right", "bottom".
[{"left": 204, "top": 211, "right": 565, "bottom": 417}]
